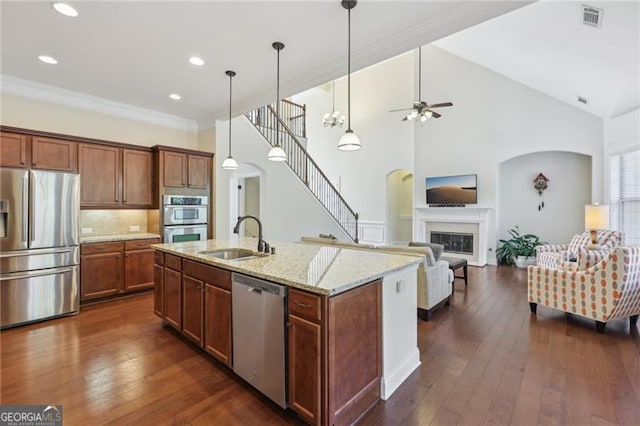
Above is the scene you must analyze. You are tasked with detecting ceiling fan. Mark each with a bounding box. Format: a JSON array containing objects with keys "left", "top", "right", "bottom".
[{"left": 389, "top": 46, "right": 453, "bottom": 122}]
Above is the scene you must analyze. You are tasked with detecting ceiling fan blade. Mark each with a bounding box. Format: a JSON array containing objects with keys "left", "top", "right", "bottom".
[
  {"left": 430, "top": 110, "right": 442, "bottom": 119},
  {"left": 389, "top": 108, "right": 415, "bottom": 113},
  {"left": 401, "top": 116, "right": 409, "bottom": 121},
  {"left": 425, "top": 102, "right": 453, "bottom": 108}
]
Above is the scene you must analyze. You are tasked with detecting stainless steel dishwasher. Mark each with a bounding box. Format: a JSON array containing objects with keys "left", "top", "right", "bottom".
[{"left": 232, "top": 273, "right": 287, "bottom": 408}]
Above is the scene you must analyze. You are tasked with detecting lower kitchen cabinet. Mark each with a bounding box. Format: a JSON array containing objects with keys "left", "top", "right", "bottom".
[
  {"left": 163, "top": 266, "right": 182, "bottom": 329},
  {"left": 155, "top": 254, "right": 233, "bottom": 366},
  {"left": 80, "top": 241, "right": 124, "bottom": 300},
  {"left": 204, "top": 283, "right": 232, "bottom": 366},
  {"left": 154, "top": 250, "right": 164, "bottom": 318},
  {"left": 288, "top": 313, "right": 321, "bottom": 425},
  {"left": 80, "top": 238, "right": 160, "bottom": 303},
  {"left": 182, "top": 275, "right": 203, "bottom": 345}
]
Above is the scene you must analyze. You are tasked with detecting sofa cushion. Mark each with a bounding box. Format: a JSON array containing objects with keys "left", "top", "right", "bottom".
[{"left": 409, "top": 242, "right": 444, "bottom": 261}]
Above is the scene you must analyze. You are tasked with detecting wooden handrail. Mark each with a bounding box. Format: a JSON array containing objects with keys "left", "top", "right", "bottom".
[{"left": 246, "top": 104, "right": 358, "bottom": 242}]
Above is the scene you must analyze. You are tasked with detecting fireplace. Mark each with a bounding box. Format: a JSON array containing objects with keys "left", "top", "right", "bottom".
[
  {"left": 431, "top": 232, "right": 474, "bottom": 255},
  {"left": 414, "top": 206, "right": 493, "bottom": 266}
]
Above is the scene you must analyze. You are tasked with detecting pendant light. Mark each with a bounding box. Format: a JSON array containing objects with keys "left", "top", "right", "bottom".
[
  {"left": 337, "top": 0, "right": 361, "bottom": 151},
  {"left": 322, "top": 80, "right": 345, "bottom": 127},
  {"left": 267, "top": 41, "right": 287, "bottom": 162},
  {"left": 221, "top": 70, "right": 239, "bottom": 170}
]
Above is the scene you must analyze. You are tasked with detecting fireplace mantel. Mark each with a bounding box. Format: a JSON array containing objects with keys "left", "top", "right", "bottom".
[{"left": 414, "top": 205, "right": 493, "bottom": 266}]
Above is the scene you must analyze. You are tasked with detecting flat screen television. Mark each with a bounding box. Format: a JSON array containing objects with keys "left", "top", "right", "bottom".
[{"left": 425, "top": 174, "right": 477, "bottom": 206}]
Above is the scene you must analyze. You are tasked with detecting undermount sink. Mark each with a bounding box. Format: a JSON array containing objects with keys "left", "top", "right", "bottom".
[{"left": 199, "top": 248, "right": 265, "bottom": 260}]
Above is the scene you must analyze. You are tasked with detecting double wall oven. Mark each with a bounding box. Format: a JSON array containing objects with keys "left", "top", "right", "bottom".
[{"left": 163, "top": 195, "right": 208, "bottom": 243}]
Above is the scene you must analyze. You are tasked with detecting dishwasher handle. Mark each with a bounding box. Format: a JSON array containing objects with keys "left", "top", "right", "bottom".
[{"left": 232, "top": 273, "right": 287, "bottom": 298}]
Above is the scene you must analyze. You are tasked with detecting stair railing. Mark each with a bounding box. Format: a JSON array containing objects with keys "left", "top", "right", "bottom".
[
  {"left": 252, "top": 100, "right": 306, "bottom": 139},
  {"left": 246, "top": 105, "right": 359, "bottom": 242}
]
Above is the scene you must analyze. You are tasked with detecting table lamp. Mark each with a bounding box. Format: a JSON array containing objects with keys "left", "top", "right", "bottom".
[{"left": 585, "top": 203, "right": 609, "bottom": 248}]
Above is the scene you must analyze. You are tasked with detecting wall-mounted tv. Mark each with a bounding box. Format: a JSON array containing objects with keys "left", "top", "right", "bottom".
[{"left": 425, "top": 174, "right": 477, "bottom": 206}]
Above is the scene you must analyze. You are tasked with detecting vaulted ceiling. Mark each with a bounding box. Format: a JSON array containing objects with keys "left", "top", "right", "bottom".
[{"left": 1, "top": 1, "right": 529, "bottom": 128}]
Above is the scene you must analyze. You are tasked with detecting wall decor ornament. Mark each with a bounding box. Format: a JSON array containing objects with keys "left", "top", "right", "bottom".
[{"left": 533, "top": 173, "right": 549, "bottom": 211}]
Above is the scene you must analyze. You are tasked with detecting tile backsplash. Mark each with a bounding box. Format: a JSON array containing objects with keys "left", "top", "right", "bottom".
[{"left": 80, "top": 210, "right": 158, "bottom": 236}]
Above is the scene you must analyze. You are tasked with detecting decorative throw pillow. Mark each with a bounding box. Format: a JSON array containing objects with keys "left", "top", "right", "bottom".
[{"left": 567, "top": 233, "right": 590, "bottom": 258}]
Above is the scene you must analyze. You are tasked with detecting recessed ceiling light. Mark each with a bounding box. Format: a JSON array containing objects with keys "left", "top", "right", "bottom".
[
  {"left": 189, "top": 56, "right": 205, "bottom": 66},
  {"left": 169, "top": 93, "right": 181, "bottom": 100},
  {"left": 38, "top": 55, "right": 58, "bottom": 64},
  {"left": 52, "top": 2, "right": 78, "bottom": 17}
]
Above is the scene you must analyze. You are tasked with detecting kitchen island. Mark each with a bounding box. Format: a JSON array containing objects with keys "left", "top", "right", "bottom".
[{"left": 153, "top": 238, "right": 421, "bottom": 426}]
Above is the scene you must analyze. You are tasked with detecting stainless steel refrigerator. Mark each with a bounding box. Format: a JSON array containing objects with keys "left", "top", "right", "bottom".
[{"left": 0, "top": 169, "right": 80, "bottom": 328}]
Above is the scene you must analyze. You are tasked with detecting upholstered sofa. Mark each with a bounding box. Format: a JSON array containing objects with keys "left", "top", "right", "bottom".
[
  {"left": 528, "top": 246, "right": 640, "bottom": 333},
  {"left": 299, "top": 237, "right": 453, "bottom": 320},
  {"left": 536, "top": 230, "right": 624, "bottom": 271}
]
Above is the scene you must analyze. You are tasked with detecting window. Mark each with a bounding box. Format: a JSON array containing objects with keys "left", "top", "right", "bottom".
[{"left": 610, "top": 148, "right": 640, "bottom": 244}]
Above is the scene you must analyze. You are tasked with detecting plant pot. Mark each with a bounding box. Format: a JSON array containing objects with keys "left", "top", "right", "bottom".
[{"left": 515, "top": 255, "right": 536, "bottom": 269}]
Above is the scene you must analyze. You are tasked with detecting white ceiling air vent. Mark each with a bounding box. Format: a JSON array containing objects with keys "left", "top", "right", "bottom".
[{"left": 582, "top": 5, "right": 603, "bottom": 28}]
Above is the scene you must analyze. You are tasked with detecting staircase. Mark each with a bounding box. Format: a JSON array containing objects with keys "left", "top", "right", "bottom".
[{"left": 246, "top": 100, "right": 359, "bottom": 242}]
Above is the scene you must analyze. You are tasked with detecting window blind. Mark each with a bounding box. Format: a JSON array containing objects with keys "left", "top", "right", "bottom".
[{"left": 610, "top": 148, "right": 640, "bottom": 244}]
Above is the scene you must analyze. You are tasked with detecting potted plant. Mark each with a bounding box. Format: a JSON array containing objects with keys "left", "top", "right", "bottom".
[{"left": 496, "top": 226, "right": 545, "bottom": 268}]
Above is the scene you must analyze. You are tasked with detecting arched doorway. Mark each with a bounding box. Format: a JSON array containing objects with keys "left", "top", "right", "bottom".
[{"left": 385, "top": 170, "right": 413, "bottom": 245}]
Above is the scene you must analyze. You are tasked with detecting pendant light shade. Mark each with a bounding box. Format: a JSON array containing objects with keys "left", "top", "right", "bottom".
[
  {"left": 268, "top": 41, "right": 287, "bottom": 162},
  {"left": 338, "top": 0, "right": 361, "bottom": 151},
  {"left": 222, "top": 70, "right": 238, "bottom": 170}
]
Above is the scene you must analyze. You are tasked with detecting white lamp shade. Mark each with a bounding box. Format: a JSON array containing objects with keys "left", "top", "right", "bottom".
[
  {"left": 221, "top": 156, "right": 238, "bottom": 170},
  {"left": 585, "top": 204, "right": 609, "bottom": 230},
  {"left": 267, "top": 145, "right": 287, "bottom": 162},
  {"left": 337, "top": 130, "right": 361, "bottom": 151}
]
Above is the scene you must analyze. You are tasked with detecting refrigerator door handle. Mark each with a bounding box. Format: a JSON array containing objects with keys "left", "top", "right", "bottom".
[
  {"left": 28, "top": 172, "right": 34, "bottom": 243},
  {"left": 0, "top": 266, "right": 74, "bottom": 281},
  {"left": 22, "top": 173, "right": 29, "bottom": 244},
  {"left": 0, "top": 247, "right": 74, "bottom": 258}
]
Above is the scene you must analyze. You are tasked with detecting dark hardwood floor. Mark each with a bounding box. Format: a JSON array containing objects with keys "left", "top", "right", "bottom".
[{"left": 2, "top": 266, "right": 639, "bottom": 425}]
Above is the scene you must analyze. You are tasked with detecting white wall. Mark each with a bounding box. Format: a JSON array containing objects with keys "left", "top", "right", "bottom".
[
  {"left": 215, "top": 116, "right": 349, "bottom": 242},
  {"left": 498, "top": 151, "right": 592, "bottom": 244},
  {"left": 385, "top": 170, "right": 413, "bottom": 245},
  {"left": 414, "top": 46, "right": 604, "bottom": 252},
  {"left": 603, "top": 108, "right": 640, "bottom": 201},
  {"left": 1, "top": 93, "right": 199, "bottom": 149},
  {"left": 291, "top": 52, "right": 414, "bottom": 223}
]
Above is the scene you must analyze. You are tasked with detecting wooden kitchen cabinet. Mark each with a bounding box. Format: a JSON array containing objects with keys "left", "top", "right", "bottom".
[
  {"left": 161, "top": 150, "right": 210, "bottom": 189},
  {"left": 122, "top": 149, "right": 152, "bottom": 206},
  {"left": 0, "top": 131, "right": 29, "bottom": 168},
  {"left": 162, "top": 151, "right": 187, "bottom": 188},
  {"left": 80, "top": 242, "right": 124, "bottom": 300},
  {"left": 81, "top": 238, "right": 159, "bottom": 303},
  {"left": 80, "top": 144, "right": 152, "bottom": 208},
  {"left": 163, "top": 254, "right": 182, "bottom": 330},
  {"left": 187, "top": 154, "right": 208, "bottom": 189},
  {"left": 182, "top": 275, "right": 204, "bottom": 345},
  {"left": 154, "top": 251, "right": 164, "bottom": 318},
  {"left": 31, "top": 136, "right": 77, "bottom": 172},
  {"left": 288, "top": 312, "right": 322, "bottom": 425},
  {"left": 124, "top": 239, "right": 159, "bottom": 292},
  {"left": 79, "top": 144, "right": 120, "bottom": 207},
  {"left": 204, "top": 283, "right": 232, "bottom": 366}
]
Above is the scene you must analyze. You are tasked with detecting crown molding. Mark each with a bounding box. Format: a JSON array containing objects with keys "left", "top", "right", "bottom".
[{"left": 1, "top": 74, "right": 198, "bottom": 133}]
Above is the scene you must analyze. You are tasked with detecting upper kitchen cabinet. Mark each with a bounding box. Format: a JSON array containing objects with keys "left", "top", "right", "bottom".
[
  {"left": 157, "top": 148, "right": 212, "bottom": 192},
  {"left": 122, "top": 149, "right": 153, "bottom": 206},
  {"left": 79, "top": 144, "right": 120, "bottom": 207},
  {"left": 31, "top": 137, "right": 78, "bottom": 172},
  {"left": 0, "top": 131, "right": 30, "bottom": 168},
  {"left": 79, "top": 144, "right": 153, "bottom": 209}
]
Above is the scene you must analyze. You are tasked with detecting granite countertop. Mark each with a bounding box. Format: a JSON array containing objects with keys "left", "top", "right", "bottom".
[
  {"left": 80, "top": 233, "right": 162, "bottom": 244},
  {"left": 152, "top": 237, "right": 421, "bottom": 296}
]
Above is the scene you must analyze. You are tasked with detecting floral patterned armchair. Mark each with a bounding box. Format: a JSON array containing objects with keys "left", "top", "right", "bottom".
[
  {"left": 528, "top": 246, "right": 640, "bottom": 333},
  {"left": 536, "top": 230, "right": 624, "bottom": 271}
]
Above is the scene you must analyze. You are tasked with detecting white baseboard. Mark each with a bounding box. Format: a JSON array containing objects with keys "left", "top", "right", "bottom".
[{"left": 380, "top": 348, "right": 421, "bottom": 400}]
